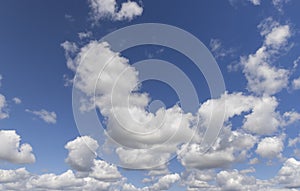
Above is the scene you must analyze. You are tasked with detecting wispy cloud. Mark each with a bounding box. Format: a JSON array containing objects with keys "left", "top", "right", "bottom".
[{"left": 26, "top": 109, "right": 57, "bottom": 124}]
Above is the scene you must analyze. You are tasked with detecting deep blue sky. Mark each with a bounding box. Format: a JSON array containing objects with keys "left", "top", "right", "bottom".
[{"left": 1, "top": 0, "right": 300, "bottom": 190}]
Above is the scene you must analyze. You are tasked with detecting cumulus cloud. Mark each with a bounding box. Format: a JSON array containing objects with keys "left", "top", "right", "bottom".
[
  {"left": 177, "top": 126, "right": 257, "bottom": 170},
  {"left": 243, "top": 96, "right": 281, "bottom": 135},
  {"left": 65, "top": 136, "right": 99, "bottom": 172},
  {"left": 29, "top": 170, "right": 84, "bottom": 190},
  {"left": 292, "top": 77, "right": 300, "bottom": 90},
  {"left": 275, "top": 158, "right": 300, "bottom": 188},
  {"left": 216, "top": 169, "right": 256, "bottom": 191},
  {"left": 256, "top": 136, "right": 284, "bottom": 159},
  {"left": 0, "top": 168, "right": 30, "bottom": 183},
  {"left": 64, "top": 40, "right": 197, "bottom": 169},
  {"left": 88, "top": 0, "right": 143, "bottom": 23},
  {"left": 26, "top": 109, "right": 57, "bottom": 124},
  {"left": 0, "top": 130, "right": 35, "bottom": 164},
  {"left": 241, "top": 18, "right": 291, "bottom": 96}
]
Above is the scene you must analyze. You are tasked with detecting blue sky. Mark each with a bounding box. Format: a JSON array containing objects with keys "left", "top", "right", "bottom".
[{"left": 1, "top": 0, "right": 300, "bottom": 190}]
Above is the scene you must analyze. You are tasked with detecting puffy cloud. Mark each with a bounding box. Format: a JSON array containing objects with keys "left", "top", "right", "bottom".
[
  {"left": 12, "top": 97, "right": 22, "bottom": 104},
  {"left": 241, "top": 18, "right": 291, "bottom": 96},
  {"left": 276, "top": 158, "right": 300, "bottom": 188},
  {"left": 122, "top": 173, "right": 180, "bottom": 191},
  {"left": 177, "top": 127, "right": 257, "bottom": 170},
  {"left": 216, "top": 169, "right": 256, "bottom": 191},
  {"left": 181, "top": 170, "right": 215, "bottom": 190},
  {"left": 0, "top": 168, "right": 30, "bottom": 183},
  {"left": 292, "top": 77, "right": 300, "bottom": 90},
  {"left": 149, "top": 173, "right": 180, "bottom": 191},
  {"left": 65, "top": 136, "right": 99, "bottom": 172},
  {"left": 0, "top": 130, "right": 35, "bottom": 164},
  {"left": 26, "top": 109, "right": 57, "bottom": 124},
  {"left": 28, "top": 170, "right": 84, "bottom": 190},
  {"left": 243, "top": 96, "right": 281, "bottom": 135},
  {"left": 256, "top": 136, "right": 284, "bottom": 159},
  {"left": 88, "top": 0, "right": 143, "bottom": 23},
  {"left": 89, "top": 159, "right": 122, "bottom": 181},
  {"left": 66, "top": 41, "right": 197, "bottom": 169},
  {"left": 0, "top": 94, "right": 9, "bottom": 119}
]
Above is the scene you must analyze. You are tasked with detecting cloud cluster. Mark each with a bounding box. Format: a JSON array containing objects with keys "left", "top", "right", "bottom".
[{"left": 241, "top": 18, "right": 291, "bottom": 96}]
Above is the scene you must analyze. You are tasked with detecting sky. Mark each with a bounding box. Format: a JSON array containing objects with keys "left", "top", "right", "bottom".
[{"left": 1, "top": 0, "right": 300, "bottom": 190}]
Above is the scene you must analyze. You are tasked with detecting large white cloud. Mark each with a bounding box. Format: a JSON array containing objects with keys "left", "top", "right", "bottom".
[{"left": 0, "top": 130, "right": 35, "bottom": 164}]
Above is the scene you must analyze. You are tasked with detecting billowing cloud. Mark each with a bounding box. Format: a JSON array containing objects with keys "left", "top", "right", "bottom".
[
  {"left": 241, "top": 18, "right": 291, "bottom": 96},
  {"left": 26, "top": 109, "right": 57, "bottom": 124},
  {"left": 275, "top": 158, "right": 300, "bottom": 188},
  {"left": 0, "top": 130, "right": 35, "bottom": 164},
  {"left": 256, "top": 136, "right": 284, "bottom": 159},
  {"left": 65, "top": 136, "right": 99, "bottom": 172},
  {"left": 88, "top": 0, "right": 143, "bottom": 23}
]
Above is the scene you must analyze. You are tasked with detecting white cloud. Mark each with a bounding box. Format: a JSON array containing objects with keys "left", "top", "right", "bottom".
[
  {"left": 12, "top": 97, "right": 22, "bottom": 104},
  {"left": 275, "top": 158, "right": 300, "bottom": 188},
  {"left": 288, "top": 135, "right": 300, "bottom": 147},
  {"left": 241, "top": 18, "right": 291, "bottom": 96},
  {"left": 26, "top": 109, "right": 57, "bottom": 124},
  {"left": 149, "top": 173, "right": 180, "bottom": 191},
  {"left": 78, "top": 31, "right": 93, "bottom": 40},
  {"left": 216, "top": 169, "right": 256, "bottom": 191},
  {"left": 66, "top": 41, "right": 197, "bottom": 169},
  {"left": 0, "top": 168, "right": 30, "bottom": 183},
  {"left": 209, "top": 38, "right": 235, "bottom": 59},
  {"left": 0, "top": 94, "right": 9, "bottom": 119},
  {"left": 243, "top": 96, "right": 281, "bottom": 135},
  {"left": 28, "top": 170, "right": 84, "bottom": 190},
  {"left": 256, "top": 136, "right": 284, "bottom": 159},
  {"left": 292, "top": 77, "right": 300, "bottom": 90},
  {"left": 88, "top": 0, "right": 143, "bottom": 23},
  {"left": 65, "top": 136, "right": 99, "bottom": 172},
  {"left": 248, "top": 0, "right": 261, "bottom": 6},
  {"left": 0, "top": 130, "right": 35, "bottom": 164},
  {"left": 89, "top": 159, "right": 122, "bottom": 181},
  {"left": 177, "top": 126, "right": 257, "bottom": 170}
]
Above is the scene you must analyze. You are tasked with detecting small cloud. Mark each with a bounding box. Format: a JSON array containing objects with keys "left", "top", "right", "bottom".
[
  {"left": 0, "top": 74, "right": 2, "bottom": 87},
  {"left": 209, "top": 38, "right": 235, "bottom": 59},
  {"left": 26, "top": 109, "right": 57, "bottom": 124},
  {"left": 0, "top": 94, "right": 9, "bottom": 119},
  {"left": 65, "top": 14, "right": 75, "bottom": 22},
  {"left": 292, "top": 77, "right": 300, "bottom": 90},
  {"left": 78, "top": 31, "right": 93, "bottom": 40},
  {"left": 12, "top": 97, "right": 22, "bottom": 104}
]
